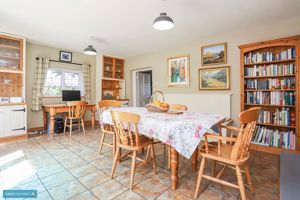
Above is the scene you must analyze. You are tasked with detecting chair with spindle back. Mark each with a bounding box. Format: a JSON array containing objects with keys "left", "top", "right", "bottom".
[
  {"left": 63, "top": 101, "right": 87, "bottom": 138},
  {"left": 98, "top": 100, "right": 122, "bottom": 156},
  {"left": 194, "top": 107, "right": 261, "bottom": 200},
  {"left": 110, "top": 110, "right": 157, "bottom": 190}
]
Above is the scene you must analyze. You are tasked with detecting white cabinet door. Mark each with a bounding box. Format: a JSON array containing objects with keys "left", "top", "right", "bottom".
[
  {"left": 0, "top": 105, "right": 27, "bottom": 137},
  {"left": 8, "top": 105, "right": 26, "bottom": 136}
]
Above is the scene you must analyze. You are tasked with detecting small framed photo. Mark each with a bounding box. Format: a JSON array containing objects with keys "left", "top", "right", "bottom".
[
  {"left": 168, "top": 55, "right": 189, "bottom": 87},
  {"left": 201, "top": 43, "right": 227, "bottom": 66},
  {"left": 59, "top": 51, "right": 72, "bottom": 62},
  {"left": 199, "top": 66, "right": 230, "bottom": 90}
]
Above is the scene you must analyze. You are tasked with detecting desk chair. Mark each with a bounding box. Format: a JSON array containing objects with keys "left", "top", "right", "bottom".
[{"left": 63, "top": 101, "right": 87, "bottom": 138}]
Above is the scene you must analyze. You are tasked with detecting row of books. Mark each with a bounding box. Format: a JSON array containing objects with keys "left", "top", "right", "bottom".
[
  {"left": 245, "top": 78, "right": 296, "bottom": 90},
  {"left": 252, "top": 126, "right": 296, "bottom": 150},
  {"left": 244, "top": 48, "right": 295, "bottom": 64},
  {"left": 258, "top": 108, "right": 296, "bottom": 126},
  {"left": 244, "top": 64, "right": 295, "bottom": 77},
  {"left": 245, "top": 91, "right": 296, "bottom": 105}
]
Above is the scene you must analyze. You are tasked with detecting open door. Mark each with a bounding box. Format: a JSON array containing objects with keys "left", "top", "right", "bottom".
[{"left": 136, "top": 70, "right": 152, "bottom": 107}]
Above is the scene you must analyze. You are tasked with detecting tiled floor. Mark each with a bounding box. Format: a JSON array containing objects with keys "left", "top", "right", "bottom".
[{"left": 0, "top": 127, "right": 279, "bottom": 200}]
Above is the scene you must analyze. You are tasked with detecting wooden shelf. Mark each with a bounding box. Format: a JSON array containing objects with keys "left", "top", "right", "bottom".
[
  {"left": 244, "top": 74, "right": 295, "bottom": 79},
  {"left": 244, "top": 89, "right": 295, "bottom": 92},
  {"left": 256, "top": 123, "right": 296, "bottom": 129},
  {"left": 250, "top": 143, "right": 298, "bottom": 155},
  {"left": 240, "top": 35, "right": 300, "bottom": 154},
  {"left": 0, "top": 69, "right": 22, "bottom": 73},
  {"left": 0, "top": 83, "right": 22, "bottom": 86},
  {"left": 244, "top": 59, "right": 295, "bottom": 66},
  {"left": 0, "top": 55, "right": 20, "bottom": 60},
  {"left": 0, "top": 102, "right": 26, "bottom": 106},
  {"left": 0, "top": 44, "right": 20, "bottom": 50},
  {"left": 244, "top": 104, "right": 295, "bottom": 108},
  {"left": 102, "top": 87, "right": 122, "bottom": 90}
]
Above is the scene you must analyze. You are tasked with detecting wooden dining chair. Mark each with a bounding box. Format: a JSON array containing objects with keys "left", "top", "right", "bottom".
[
  {"left": 63, "top": 101, "right": 87, "bottom": 138},
  {"left": 98, "top": 100, "right": 122, "bottom": 156},
  {"left": 110, "top": 110, "right": 157, "bottom": 190},
  {"left": 169, "top": 104, "right": 188, "bottom": 111},
  {"left": 194, "top": 107, "right": 261, "bottom": 200}
]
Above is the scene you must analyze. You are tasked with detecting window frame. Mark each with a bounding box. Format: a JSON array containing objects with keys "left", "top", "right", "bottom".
[{"left": 43, "top": 68, "right": 84, "bottom": 97}]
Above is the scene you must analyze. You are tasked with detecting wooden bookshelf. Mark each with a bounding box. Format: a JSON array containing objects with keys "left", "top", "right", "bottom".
[
  {"left": 102, "top": 55, "right": 125, "bottom": 100},
  {"left": 239, "top": 35, "right": 300, "bottom": 154}
]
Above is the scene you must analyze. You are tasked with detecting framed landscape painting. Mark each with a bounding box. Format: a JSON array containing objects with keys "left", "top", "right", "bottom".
[
  {"left": 168, "top": 55, "right": 189, "bottom": 86},
  {"left": 199, "top": 66, "right": 230, "bottom": 90},
  {"left": 201, "top": 43, "right": 227, "bottom": 66}
]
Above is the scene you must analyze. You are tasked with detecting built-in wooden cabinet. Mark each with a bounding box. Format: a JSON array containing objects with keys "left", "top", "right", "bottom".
[
  {"left": 239, "top": 35, "right": 300, "bottom": 154},
  {"left": 0, "top": 33, "right": 27, "bottom": 141},
  {"left": 102, "top": 55, "right": 127, "bottom": 102}
]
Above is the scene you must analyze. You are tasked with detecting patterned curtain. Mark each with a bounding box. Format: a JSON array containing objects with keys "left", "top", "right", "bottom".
[
  {"left": 82, "top": 64, "right": 91, "bottom": 103},
  {"left": 31, "top": 57, "right": 49, "bottom": 111}
]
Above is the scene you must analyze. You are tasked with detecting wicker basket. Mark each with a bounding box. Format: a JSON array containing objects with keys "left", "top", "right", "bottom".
[{"left": 145, "top": 91, "right": 169, "bottom": 113}]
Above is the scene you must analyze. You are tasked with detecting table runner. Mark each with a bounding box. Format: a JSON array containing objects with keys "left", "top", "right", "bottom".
[{"left": 100, "top": 107, "right": 224, "bottom": 159}]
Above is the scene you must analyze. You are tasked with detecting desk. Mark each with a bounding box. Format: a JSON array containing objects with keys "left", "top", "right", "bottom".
[
  {"left": 101, "top": 107, "right": 225, "bottom": 190},
  {"left": 42, "top": 104, "right": 96, "bottom": 136}
]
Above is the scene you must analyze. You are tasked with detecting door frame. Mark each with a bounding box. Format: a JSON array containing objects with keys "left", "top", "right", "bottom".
[{"left": 132, "top": 67, "right": 152, "bottom": 107}]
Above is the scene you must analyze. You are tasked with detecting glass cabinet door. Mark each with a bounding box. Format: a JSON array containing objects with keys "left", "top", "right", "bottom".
[{"left": 0, "top": 36, "right": 22, "bottom": 71}]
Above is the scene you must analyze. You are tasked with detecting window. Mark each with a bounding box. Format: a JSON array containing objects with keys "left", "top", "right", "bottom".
[{"left": 43, "top": 69, "right": 84, "bottom": 96}]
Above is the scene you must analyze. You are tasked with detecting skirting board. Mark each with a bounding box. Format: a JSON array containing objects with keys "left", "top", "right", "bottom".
[{"left": 0, "top": 134, "right": 28, "bottom": 143}]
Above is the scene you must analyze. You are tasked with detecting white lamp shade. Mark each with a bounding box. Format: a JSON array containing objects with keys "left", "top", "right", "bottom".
[
  {"left": 83, "top": 45, "right": 97, "bottom": 55},
  {"left": 153, "top": 13, "right": 174, "bottom": 30}
]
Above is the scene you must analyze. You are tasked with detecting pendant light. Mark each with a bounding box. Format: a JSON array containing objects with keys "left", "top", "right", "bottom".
[
  {"left": 83, "top": 45, "right": 97, "bottom": 55},
  {"left": 153, "top": 13, "right": 174, "bottom": 30}
]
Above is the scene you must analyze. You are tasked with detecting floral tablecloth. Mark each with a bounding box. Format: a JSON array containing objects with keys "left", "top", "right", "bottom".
[{"left": 100, "top": 107, "right": 224, "bottom": 159}]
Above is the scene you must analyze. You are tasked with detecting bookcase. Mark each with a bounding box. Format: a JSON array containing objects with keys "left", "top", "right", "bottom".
[
  {"left": 239, "top": 35, "right": 300, "bottom": 154},
  {"left": 0, "top": 33, "right": 27, "bottom": 141},
  {"left": 102, "top": 55, "right": 126, "bottom": 101}
]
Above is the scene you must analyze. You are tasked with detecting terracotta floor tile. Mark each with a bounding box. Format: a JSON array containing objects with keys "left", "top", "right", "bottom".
[
  {"left": 48, "top": 179, "right": 87, "bottom": 200},
  {"left": 60, "top": 157, "right": 89, "bottom": 169},
  {"left": 68, "top": 163, "right": 98, "bottom": 178},
  {"left": 114, "top": 168, "right": 148, "bottom": 188},
  {"left": 156, "top": 189, "right": 192, "bottom": 200},
  {"left": 113, "top": 190, "right": 145, "bottom": 200},
  {"left": 134, "top": 179, "right": 168, "bottom": 200},
  {"left": 68, "top": 190, "right": 98, "bottom": 200},
  {"left": 78, "top": 171, "right": 110, "bottom": 189},
  {"left": 36, "top": 163, "right": 65, "bottom": 178},
  {"left": 90, "top": 179, "right": 127, "bottom": 200},
  {"left": 40, "top": 170, "right": 75, "bottom": 189}
]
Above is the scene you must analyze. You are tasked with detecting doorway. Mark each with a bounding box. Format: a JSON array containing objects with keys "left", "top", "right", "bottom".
[{"left": 132, "top": 68, "right": 152, "bottom": 107}]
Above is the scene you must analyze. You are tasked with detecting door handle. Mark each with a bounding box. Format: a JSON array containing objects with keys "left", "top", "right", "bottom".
[
  {"left": 12, "top": 108, "right": 26, "bottom": 112},
  {"left": 12, "top": 127, "right": 26, "bottom": 131}
]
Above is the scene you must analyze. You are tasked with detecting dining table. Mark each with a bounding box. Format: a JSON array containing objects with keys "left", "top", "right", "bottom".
[{"left": 100, "top": 107, "right": 225, "bottom": 190}]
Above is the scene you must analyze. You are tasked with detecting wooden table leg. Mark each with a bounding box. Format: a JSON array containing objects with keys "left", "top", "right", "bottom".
[
  {"left": 170, "top": 147, "right": 179, "bottom": 190},
  {"left": 91, "top": 108, "right": 96, "bottom": 131},
  {"left": 192, "top": 146, "right": 198, "bottom": 171},
  {"left": 42, "top": 107, "right": 47, "bottom": 131},
  {"left": 49, "top": 108, "right": 56, "bottom": 137}
]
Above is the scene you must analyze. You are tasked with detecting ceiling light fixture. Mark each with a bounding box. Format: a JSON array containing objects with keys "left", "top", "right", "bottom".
[
  {"left": 83, "top": 45, "right": 97, "bottom": 55},
  {"left": 153, "top": 12, "right": 174, "bottom": 30}
]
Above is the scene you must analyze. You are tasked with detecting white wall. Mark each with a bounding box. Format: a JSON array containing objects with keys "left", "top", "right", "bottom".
[
  {"left": 26, "top": 42, "right": 97, "bottom": 129},
  {"left": 125, "top": 17, "right": 300, "bottom": 124}
]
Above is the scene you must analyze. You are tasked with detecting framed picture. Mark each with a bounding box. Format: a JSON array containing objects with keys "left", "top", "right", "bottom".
[
  {"left": 201, "top": 43, "right": 227, "bottom": 66},
  {"left": 198, "top": 66, "right": 230, "bottom": 90},
  {"left": 59, "top": 51, "right": 72, "bottom": 62},
  {"left": 168, "top": 55, "right": 189, "bottom": 86}
]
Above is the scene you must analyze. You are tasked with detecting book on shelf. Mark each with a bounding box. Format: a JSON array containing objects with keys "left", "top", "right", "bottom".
[
  {"left": 244, "top": 64, "right": 295, "bottom": 77},
  {"left": 244, "top": 48, "right": 295, "bottom": 64},
  {"left": 258, "top": 108, "right": 295, "bottom": 126},
  {"left": 245, "top": 77, "right": 295, "bottom": 90},
  {"left": 252, "top": 126, "right": 296, "bottom": 150},
  {"left": 246, "top": 91, "right": 295, "bottom": 105}
]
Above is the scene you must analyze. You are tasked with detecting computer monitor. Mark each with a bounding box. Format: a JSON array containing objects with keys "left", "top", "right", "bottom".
[{"left": 62, "top": 90, "right": 81, "bottom": 101}]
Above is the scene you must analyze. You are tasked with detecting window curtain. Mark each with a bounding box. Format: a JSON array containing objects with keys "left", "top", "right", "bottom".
[
  {"left": 82, "top": 64, "right": 91, "bottom": 103},
  {"left": 31, "top": 57, "right": 49, "bottom": 111}
]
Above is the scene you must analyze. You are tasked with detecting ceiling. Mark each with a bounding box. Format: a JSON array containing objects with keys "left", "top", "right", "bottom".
[{"left": 1, "top": 0, "right": 300, "bottom": 58}]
